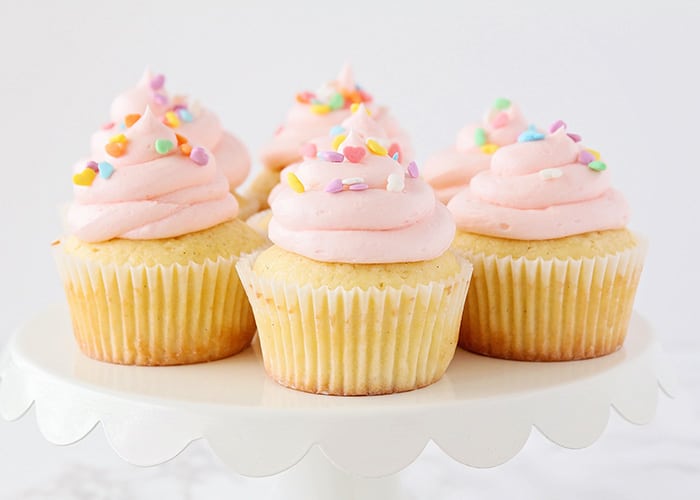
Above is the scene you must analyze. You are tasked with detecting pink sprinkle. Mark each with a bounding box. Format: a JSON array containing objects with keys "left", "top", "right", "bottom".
[
  {"left": 324, "top": 178, "right": 344, "bottom": 193},
  {"left": 567, "top": 132, "right": 582, "bottom": 142},
  {"left": 387, "top": 143, "right": 401, "bottom": 162},
  {"left": 86, "top": 161, "right": 99, "bottom": 173},
  {"left": 491, "top": 112, "right": 509, "bottom": 129},
  {"left": 150, "top": 74, "right": 165, "bottom": 90},
  {"left": 153, "top": 93, "right": 168, "bottom": 106},
  {"left": 172, "top": 104, "right": 187, "bottom": 111},
  {"left": 578, "top": 150, "right": 595, "bottom": 165},
  {"left": 300, "top": 142, "right": 318, "bottom": 158},
  {"left": 349, "top": 183, "right": 369, "bottom": 191},
  {"left": 342, "top": 145, "right": 366, "bottom": 163},
  {"left": 549, "top": 120, "right": 566, "bottom": 133},
  {"left": 101, "top": 121, "right": 115, "bottom": 130},
  {"left": 318, "top": 150, "right": 344, "bottom": 162},
  {"left": 407, "top": 161, "right": 419, "bottom": 178},
  {"left": 189, "top": 147, "right": 209, "bottom": 166}
]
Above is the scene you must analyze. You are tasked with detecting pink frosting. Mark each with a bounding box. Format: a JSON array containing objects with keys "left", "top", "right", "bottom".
[
  {"left": 447, "top": 125, "right": 630, "bottom": 240},
  {"left": 68, "top": 108, "right": 238, "bottom": 243},
  {"left": 268, "top": 108, "right": 454, "bottom": 264},
  {"left": 423, "top": 100, "right": 529, "bottom": 203},
  {"left": 259, "top": 64, "right": 412, "bottom": 170},
  {"left": 92, "top": 70, "right": 250, "bottom": 189}
]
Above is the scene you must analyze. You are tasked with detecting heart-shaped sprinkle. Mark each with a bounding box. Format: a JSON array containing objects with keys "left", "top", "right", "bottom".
[
  {"left": 105, "top": 141, "right": 126, "bottom": 157},
  {"left": 491, "top": 112, "right": 509, "bottom": 129},
  {"left": 124, "top": 114, "right": 141, "bottom": 128},
  {"left": 567, "top": 132, "right": 582, "bottom": 142},
  {"left": 73, "top": 168, "right": 97, "bottom": 186},
  {"left": 474, "top": 128, "right": 487, "bottom": 146},
  {"left": 164, "top": 111, "right": 180, "bottom": 128},
  {"left": 492, "top": 97, "right": 511, "bottom": 110},
  {"left": 300, "top": 142, "right": 317, "bottom": 158},
  {"left": 177, "top": 108, "right": 193, "bottom": 122},
  {"left": 549, "top": 120, "right": 566, "bottom": 133},
  {"left": 155, "top": 138, "right": 174, "bottom": 154},
  {"left": 349, "top": 183, "right": 369, "bottom": 191},
  {"left": 175, "top": 133, "right": 188, "bottom": 146},
  {"left": 407, "top": 161, "right": 419, "bottom": 178},
  {"left": 98, "top": 161, "right": 114, "bottom": 179},
  {"left": 517, "top": 126, "right": 545, "bottom": 142},
  {"left": 189, "top": 147, "right": 209, "bottom": 166},
  {"left": 86, "top": 161, "right": 99, "bottom": 173},
  {"left": 287, "top": 172, "right": 305, "bottom": 193},
  {"left": 328, "top": 93, "right": 345, "bottom": 110},
  {"left": 310, "top": 103, "right": 331, "bottom": 115},
  {"left": 388, "top": 143, "right": 401, "bottom": 163},
  {"left": 480, "top": 143, "right": 499, "bottom": 154},
  {"left": 109, "top": 133, "right": 127, "bottom": 143},
  {"left": 324, "top": 178, "right": 344, "bottom": 193},
  {"left": 366, "top": 138, "right": 387, "bottom": 156},
  {"left": 578, "top": 150, "right": 595, "bottom": 165},
  {"left": 318, "top": 150, "right": 344, "bottom": 162},
  {"left": 150, "top": 74, "right": 165, "bottom": 90},
  {"left": 386, "top": 173, "right": 405, "bottom": 192},
  {"left": 588, "top": 160, "right": 607, "bottom": 172},
  {"left": 329, "top": 125, "right": 346, "bottom": 137},
  {"left": 342, "top": 177, "right": 364, "bottom": 185},
  {"left": 295, "top": 91, "right": 314, "bottom": 104},
  {"left": 331, "top": 134, "right": 347, "bottom": 151},
  {"left": 153, "top": 93, "right": 168, "bottom": 106},
  {"left": 180, "top": 143, "right": 193, "bottom": 155},
  {"left": 343, "top": 146, "right": 366, "bottom": 163},
  {"left": 539, "top": 168, "right": 563, "bottom": 180}
]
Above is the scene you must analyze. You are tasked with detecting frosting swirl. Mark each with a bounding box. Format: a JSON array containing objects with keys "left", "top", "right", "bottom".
[
  {"left": 423, "top": 99, "right": 529, "bottom": 203},
  {"left": 268, "top": 106, "right": 454, "bottom": 263},
  {"left": 68, "top": 108, "right": 238, "bottom": 243},
  {"left": 92, "top": 70, "right": 250, "bottom": 190},
  {"left": 447, "top": 122, "right": 630, "bottom": 240}
]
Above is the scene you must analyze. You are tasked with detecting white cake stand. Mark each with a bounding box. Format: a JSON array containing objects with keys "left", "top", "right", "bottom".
[{"left": 0, "top": 304, "right": 675, "bottom": 500}]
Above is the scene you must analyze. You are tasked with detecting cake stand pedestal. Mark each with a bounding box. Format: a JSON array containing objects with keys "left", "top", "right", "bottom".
[{"left": 0, "top": 304, "right": 675, "bottom": 500}]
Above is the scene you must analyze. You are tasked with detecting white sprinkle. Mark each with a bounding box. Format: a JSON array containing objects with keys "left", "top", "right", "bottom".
[
  {"left": 342, "top": 177, "right": 365, "bottom": 185},
  {"left": 540, "top": 168, "right": 563, "bottom": 180},
  {"left": 386, "top": 173, "right": 405, "bottom": 192}
]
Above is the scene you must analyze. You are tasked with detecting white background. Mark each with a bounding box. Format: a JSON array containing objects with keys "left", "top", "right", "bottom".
[{"left": 1, "top": 1, "right": 699, "bottom": 498}]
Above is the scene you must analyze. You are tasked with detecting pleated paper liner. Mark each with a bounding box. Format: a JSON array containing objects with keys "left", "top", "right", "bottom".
[
  {"left": 236, "top": 253, "right": 473, "bottom": 396},
  {"left": 54, "top": 247, "right": 256, "bottom": 366},
  {"left": 456, "top": 241, "right": 646, "bottom": 361}
]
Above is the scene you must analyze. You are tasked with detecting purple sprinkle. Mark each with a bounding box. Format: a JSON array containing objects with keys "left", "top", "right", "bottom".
[
  {"left": 318, "top": 150, "right": 344, "bottom": 162},
  {"left": 349, "top": 183, "right": 369, "bottom": 191},
  {"left": 549, "top": 120, "right": 566, "bottom": 134},
  {"left": 150, "top": 74, "right": 165, "bottom": 90},
  {"left": 153, "top": 93, "right": 168, "bottom": 106},
  {"left": 567, "top": 132, "right": 582, "bottom": 143},
  {"left": 407, "top": 160, "right": 419, "bottom": 178},
  {"left": 86, "top": 161, "right": 99, "bottom": 173},
  {"left": 578, "top": 150, "right": 595, "bottom": 165},
  {"left": 172, "top": 104, "right": 187, "bottom": 111},
  {"left": 324, "top": 178, "right": 344, "bottom": 193},
  {"left": 189, "top": 147, "right": 209, "bottom": 166}
]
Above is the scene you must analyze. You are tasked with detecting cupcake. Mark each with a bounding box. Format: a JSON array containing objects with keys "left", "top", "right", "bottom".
[
  {"left": 236, "top": 109, "right": 472, "bottom": 395},
  {"left": 56, "top": 109, "right": 266, "bottom": 365},
  {"left": 92, "top": 70, "right": 259, "bottom": 219},
  {"left": 423, "top": 98, "right": 529, "bottom": 203},
  {"left": 447, "top": 120, "right": 645, "bottom": 361},
  {"left": 247, "top": 63, "right": 412, "bottom": 210}
]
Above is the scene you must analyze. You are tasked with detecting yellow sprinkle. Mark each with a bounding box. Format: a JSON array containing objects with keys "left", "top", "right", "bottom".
[
  {"left": 586, "top": 148, "right": 601, "bottom": 160},
  {"left": 350, "top": 103, "right": 371, "bottom": 115},
  {"left": 480, "top": 143, "right": 499, "bottom": 154},
  {"left": 366, "top": 138, "right": 387, "bottom": 156},
  {"left": 72, "top": 168, "right": 97, "bottom": 186},
  {"left": 310, "top": 103, "right": 331, "bottom": 115},
  {"left": 165, "top": 111, "right": 181, "bottom": 128},
  {"left": 332, "top": 134, "right": 347, "bottom": 151},
  {"left": 109, "top": 133, "right": 127, "bottom": 143},
  {"left": 287, "top": 172, "right": 305, "bottom": 193}
]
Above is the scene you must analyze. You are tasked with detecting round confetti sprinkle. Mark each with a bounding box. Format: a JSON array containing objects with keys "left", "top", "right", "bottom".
[
  {"left": 124, "top": 114, "right": 141, "bottom": 128},
  {"left": 342, "top": 177, "right": 364, "bottom": 185},
  {"left": 300, "top": 142, "right": 318, "bottom": 158},
  {"left": 492, "top": 97, "right": 511, "bottom": 110},
  {"left": 549, "top": 120, "right": 566, "bottom": 133},
  {"left": 588, "top": 160, "right": 607, "bottom": 172},
  {"left": 189, "top": 147, "right": 209, "bottom": 166},
  {"left": 578, "top": 150, "right": 595, "bottom": 165},
  {"left": 407, "top": 161, "right": 419, "bottom": 178},
  {"left": 366, "top": 138, "right": 387, "bottom": 156},
  {"left": 386, "top": 173, "right": 405, "bottom": 192},
  {"left": 177, "top": 108, "right": 193, "bottom": 122},
  {"left": 155, "top": 138, "right": 174, "bottom": 154},
  {"left": 328, "top": 93, "right": 345, "bottom": 110},
  {"left": 73, "top": 168, "right": 96, "bottom": 186},
  {"left": 86, "top": 161, "right": 99, "bottom": 173},
  {"left": 98, "top": 161, "right": 114, "bottom": 179},
  {"left": 517, "top": 126, "right": 545, "bottom": 142},
  {"left": 311, "top": 103, "right": 331, "bottom": 115},
  {"left": 539, "top": 168, "right": 563, "bottom": 180},
  {"left": 105, "top": 142, "right": 126, "bottom": 157},
  {"left": 150, "top": 74, "right": 165, "bottom": 90},
  {"left": 342, "top": 146, "right": 366, "bottom": 163},
  {"left": 318, "top": 150, "right": 344, "bottom": 162},
  {"left": 480, "top": 144, "right": 499, "bottom": 154},
  {"left": 474, "top": 127, "right": 487, "bottom": 146},
  {"left": 331, "top": 134, "right": 347, "bottom": 151},
  {"left": 329, "top": 125, "right": 346, "bottom": 137},
  {"left": 349, "top": 183, "right": 369, "bottom": 191},
  {"left": 567, "top": 132, "right": 582, "bottom": 143},
  {"left": 324, "top": 178, "right": 344, "bottom": 193},
  {"left": 287, "top": 172, "right": 305, "bottom": 193}
]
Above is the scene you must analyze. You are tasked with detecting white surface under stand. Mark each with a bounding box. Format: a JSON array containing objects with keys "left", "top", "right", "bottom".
[{"left": 0, "top": 304, "right": 676, "bottom": 500}]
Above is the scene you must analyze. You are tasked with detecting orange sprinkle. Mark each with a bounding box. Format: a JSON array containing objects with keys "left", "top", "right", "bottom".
[
  {"left": 175, "top": 133, "right": 188, "bottom": 145},
  {"left": 105, "top": 141, "right": 126, "bottom": 157},
  {"left": 180, "top": 143, "right": 192, "bottom": 155},
  {"left": 347, "top": 90, "right": 363, "bottom": 103},
  {"left": 124, "top": 114, "right": 141, "bottom": 127}
]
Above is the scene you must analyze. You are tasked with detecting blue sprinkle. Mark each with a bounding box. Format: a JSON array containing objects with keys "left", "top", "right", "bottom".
[
  {"left": 392, "top": 152, "right": 399, "bottom": 161},
  {"left": 119, "top": 122, "right": 126, "bottom": 130},
  {"left": 98, "top": 161, "right": 114, "bottom": 179},
  {"left": 517, "top": 125, "right": 545, "bottom": 143},
  {"left": 329, "top": 125, "right": 346, "bottom": 137},
  {"left": 178, "top": 109, "right": 193, "bottom": 122}
]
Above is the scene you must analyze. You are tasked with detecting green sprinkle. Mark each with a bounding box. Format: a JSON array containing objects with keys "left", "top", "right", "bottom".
[
  {"left": 155, "top": 138, "right": 174, "bottom": 154},
  {"left": 588, "top": 160, "right": 607, "bottom": 172},
  {"left": 328, "top": 93, "right": 345, "bottom": 110},
  {"left": 493, "top": 97, "right": 511, "bottom": 110},
  {"left": 474, "top": 127, "right": 487, "bottom": 146}
]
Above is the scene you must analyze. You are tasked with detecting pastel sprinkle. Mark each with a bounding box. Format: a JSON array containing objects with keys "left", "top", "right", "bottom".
[
  {"left": 480, "top": 143, "right": 499, "bottom": 154},
  {"left": 491, "top": 112, "right": 509, "bottom": 129},
  {"left": 366, "top": 138, "right": 387, "bottom": 156},
  {"left": 342, "top": 146, "right": 366, "bottom": 163},
  {"left": 164, "top": 111, "right": 180, "bottom": 128},
  {"left": 342, "top": 177, "right": 364, "bottom": 185},
  {"left": 474, "top": 127, "right": 487, "bottom": 146},
  {"left": 493, "top": 97, "right": 511, "bottom": 110},
  {"left": 407, "top": 161, "right": 419, "bottom": 178},
  {"left": 331, "top": 134, "right": 347, "bottom": 151},
  {"left": 101, "top": 121, "right": 115, "bottom": 130},
  {"left": 189, "top": 147, "right": 209, "bottom": 166},
  {"left": 153, "top": 93, "right": 168, "bottom": 106},
  {"left": 324, "top": 178, "right": 344, "bottom": 193},
  {"left": 567, "top": 132, "right": 582, "bottom": 142},
  {"left": 586, "top": 148, "right": 601, "bottom": 160},
  {"left": 175, "top": 133, "right": 188, "bottom": 145},
  {"left": 549, "top": 120, "right": 566, "bottom": 133},
  {"left": 578, "top": 150, "right": 595, "bottom": 165},
  {"left": 86, "top": 161, "right": 99, "bottom": 173},
  {"left": 105, "top": 141, "right": 126, "bottom": 157},
  {"left": 310, "top": 103, "right": 331, "bottom": 115},
  {"left": 98, "top": 161, "right": 114, "bottom": 179},
  {"left": 329, "top": 125, "right": 346, "bottom": 137},
  {"left": 177, "top": 108, "right": 193, "bottom": 122},
  {"left": 350, "top": 102, "right": 371, "bottom": 114},
  {"left": 300, "top": 142, "right": 317, "bottom": 158},
  {"left": 392, "top": 152, "right": 399, "bottom": 161},
  {"left": 72, "top": 168, "right": 96, "bottom": 186},
  {"left": 295, "top": 91, "right": 314, "bottom": 104},
  {"left": 588, "top": 160, "right": 607, "bottom": 172},
  {"left": 109, "top": 133, "right": 127, "bottom": 143},
  {"left": 388, "top": 143, "right": 401, "bottom": 163},
  {"left": 386, "top": 173, "right": 405, "bottom": 192},
  {"left": 318, "top": 150, "right": 344, "bottom": 162},
  {"left": 287, "top": 172, "right": 305, "bottom": 193},
  {"left": 150, "top": 74, "right": 165, "bottom": 90},
  {"left": 155, "top": 138, "right": 174, "bottom": 154},
  {"left": 349, "top": 183, "right": 369, "bottom": 191},
  {"left": 539, "top": 168, "right": 563, "bottom": 180},
  {"left": 328, "top": 93, "right": 345, "bottom": 110},
  {"left": 180, "top": 143, "right": 193, "bottom": 155},
  {"left": 518, "top": 126, "right": 545, "bottom": 142},
  {"left": 124, "top": 114, "right": 141, "bottom": 127}
]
